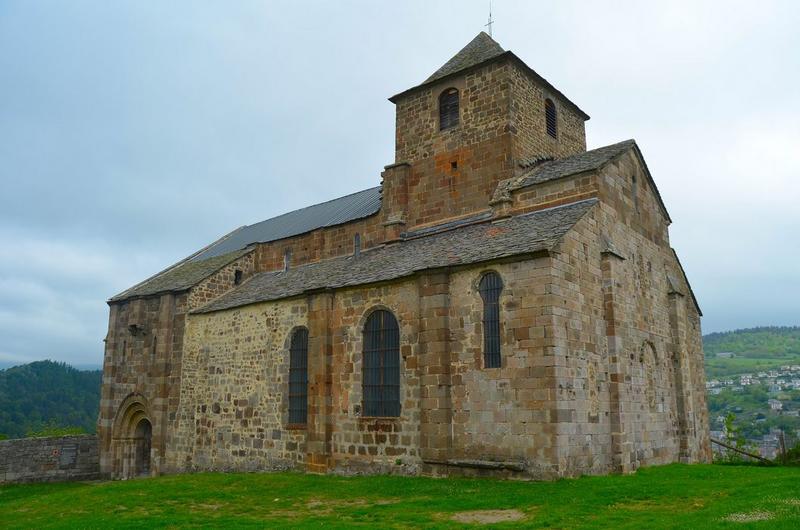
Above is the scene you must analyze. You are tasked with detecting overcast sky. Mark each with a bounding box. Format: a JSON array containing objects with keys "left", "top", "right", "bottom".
[{"left": 0, "top": 0, "right": 798, "bottom": 368}]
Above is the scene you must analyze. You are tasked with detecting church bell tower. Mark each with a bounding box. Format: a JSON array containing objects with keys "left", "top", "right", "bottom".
[{"left": 381, "top": 32, "right": 590, "bottom": 235}]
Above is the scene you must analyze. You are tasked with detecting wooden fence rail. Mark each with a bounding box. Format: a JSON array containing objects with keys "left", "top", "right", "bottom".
[{"left": 710, "top": 438, "right": 773, "bottom": 465}]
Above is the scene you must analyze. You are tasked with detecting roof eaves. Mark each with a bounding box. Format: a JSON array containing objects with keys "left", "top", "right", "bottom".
[
  {"left": 192, "top": 199, "right": 598, "bottom": 314},
  {"left": 108, "top": 225, "right": 247, "bottom": 303},
  {"left": 108, "top": 246, "right": 254, "bottom": 304},
  {"left": 671, "top": 248, "right": 703, "bottom": 317},
  {"left": 193, "top": 248, "right": 556, "bottom": 316},
  {"left": 505, "top": 52, "right": 590, "bottom": 121},
  {"left": 628, "top": 142, "right": 673, "bottom": 224}
]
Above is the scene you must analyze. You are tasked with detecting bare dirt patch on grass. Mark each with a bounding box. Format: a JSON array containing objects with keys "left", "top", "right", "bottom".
[
  {"left": 723, "top": 510, "right": 774, "bottom": 523},
  {"left": 304, "top": 497, "right": 399, "bottom": 515},
  {"left": 611, "top": 497, "right": 707, "bottom": 512},
  {"left": 450, "top": 509, "right": 526, "bottom": 524}
]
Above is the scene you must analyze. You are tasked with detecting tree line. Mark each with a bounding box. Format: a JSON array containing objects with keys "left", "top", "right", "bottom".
[{"left": 0, "top": 360, "right": 101, "bottom": 439}]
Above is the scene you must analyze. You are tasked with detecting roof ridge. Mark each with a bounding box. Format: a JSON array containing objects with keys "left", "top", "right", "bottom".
[{"left": 423, "top": 32, "right": 505, "bottom": 84}]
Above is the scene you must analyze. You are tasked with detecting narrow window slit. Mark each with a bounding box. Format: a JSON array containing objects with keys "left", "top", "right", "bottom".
[
  {"left": 288, "top": 328, "right": 309, "bottom": 424},
  {"left": 545, "top": 98, "right": 557, "bottom": 138}
]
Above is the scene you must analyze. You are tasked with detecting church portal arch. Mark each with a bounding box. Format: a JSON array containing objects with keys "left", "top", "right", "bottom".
[{"left": 111, "top": 393, "right": 154, "bottom": 479}]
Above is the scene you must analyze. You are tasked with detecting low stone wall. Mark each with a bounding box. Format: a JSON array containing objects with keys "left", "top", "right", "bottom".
[{"left": 0, "top": 434, "right": 102, "bottom": 483}]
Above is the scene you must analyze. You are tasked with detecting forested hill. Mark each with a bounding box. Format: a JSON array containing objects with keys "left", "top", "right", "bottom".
[
  {"left": 0, "top": 360, "right": 101, "bottom": 439},
  {"left": 703, "top": 326, "right": 800, "bottom": 378},
  {"left": 704, "top": 326, "right": 800, "bottom": 357}
]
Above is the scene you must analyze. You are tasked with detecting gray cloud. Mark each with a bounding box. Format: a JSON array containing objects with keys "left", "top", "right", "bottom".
[{"left": 1, "top": 0, "right": 798, "bottom": 366}]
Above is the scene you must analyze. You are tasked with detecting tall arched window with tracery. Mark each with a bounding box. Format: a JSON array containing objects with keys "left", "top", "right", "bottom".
[
  {"left": 362, "top": 310, "right": 400, "bottom": 417},
  {"left": 439, "top": 88, "right": 460, "bottom": 130},
  {"left": 479, "top": 272, "right": 503, "bottom": 368},
  {"left": 288, "top": 328, "right": 309, "bottom": 424}
]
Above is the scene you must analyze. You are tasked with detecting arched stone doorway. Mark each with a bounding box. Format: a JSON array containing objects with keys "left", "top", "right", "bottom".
[
  {"left": 112, "top": 394, "right": 155, "bottom": 479},
  {"left": 133, "top": 418, "right": 152, "bottom": 476}
]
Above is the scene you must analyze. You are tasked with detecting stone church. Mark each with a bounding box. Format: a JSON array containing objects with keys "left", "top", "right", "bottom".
[{"left": 99, "top": 33, "right": 711, "bottom": 480}]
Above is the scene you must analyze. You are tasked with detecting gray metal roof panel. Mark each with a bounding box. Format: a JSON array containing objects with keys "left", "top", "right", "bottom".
[{"left": 192, "top": 186, "right": 382, "bottom": 261}]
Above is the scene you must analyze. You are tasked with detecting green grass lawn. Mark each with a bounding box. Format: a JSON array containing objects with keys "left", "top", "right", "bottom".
[{"left": 2, "top": 464, "right": 800, "bottom": 528}]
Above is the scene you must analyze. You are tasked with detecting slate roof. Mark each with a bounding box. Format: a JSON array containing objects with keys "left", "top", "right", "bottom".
[
  {"left": 505, "top": 140, "right": 636, "bottom": 190},
  {"left": 495, "top": 139, "right": 672, "bottom": 223},
  {"left": 389, "top": 33, "right": 589, "bottom": 120},
  {"left": 110, "top": 247, "right": 253, "bottom": 302},
  {"left": 195, "top": 199, "right": 597, "bottom": 314},
  {"left": 192, "top": 186, "right": 382, "bottom": 261},
  {"left": 424, "top": 32, "right": 505, "bottom": 84}
]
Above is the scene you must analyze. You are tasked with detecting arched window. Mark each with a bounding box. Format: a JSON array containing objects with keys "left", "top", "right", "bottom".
[
  {"left": 545, "top": 98, "right": 557, "bottom": 138},
  {"left": 479, "top": 272, "right": 503, "bottom": 368},
  {"left": 439, "top": 88, "right": 459, "bottom": 130},
  {"left": 288, "top": 328, "right": 309, "bottom": 424},
  {"left": 363, "top": 310, "right": 400, "bottom": 417}
]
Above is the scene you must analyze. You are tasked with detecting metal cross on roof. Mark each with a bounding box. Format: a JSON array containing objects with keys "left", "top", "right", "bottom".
[{"left": 485, "top": 1, "right": 494, "bottom": 37}]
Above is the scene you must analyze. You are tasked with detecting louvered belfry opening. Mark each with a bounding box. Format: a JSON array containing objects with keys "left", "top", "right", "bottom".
[
  {"left": 362, "top": 310, "right": 401, "bottom": 417},
  {"left": 439, "top": 88, "right": 460, "bottom": 130},
  {"left": 479, "top": 272, "right": 503, "bottom": 368},
  {"left": 545, "top": 98, "right": 557, "bottom": 138},
  {"left": 288, "top": 328, "right": 309, "bottom": 424}
]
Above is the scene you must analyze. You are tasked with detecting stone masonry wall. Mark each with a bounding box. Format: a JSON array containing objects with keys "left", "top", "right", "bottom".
[
  {"left": 508, "top": 63, "right": 586, "bottom": 165},
  {"left": 445, "top": 259, "right": 557, "bottom": 475},
  {"left": 99, "top": 292, "right": 188, "bottom": 478},
  {"left": 592, "top": 151, "right": 709, "bottom": 467},
  {"left": 542, "top": 210, "right": 616, "bottom": 476},
  {"left": 490, "top": 149, "right": 710, "bottom": 473},
  {"left": 392, "top": 60, "right": 516, "bottom": 229},
  {"left": 253, "top": 215, "right": 383, "bottom": 274},
  {"left": 189, "top": 251, "right": 256, "bottom": 309},
  {"left": 167, "top": 297, "right": 310, "bottom": 472},
  {"left": 169, "top": 255, "right": 648, "bottom": 479},
  {"left": 0, "top": 435, "right": 101, "bottom": 483}
]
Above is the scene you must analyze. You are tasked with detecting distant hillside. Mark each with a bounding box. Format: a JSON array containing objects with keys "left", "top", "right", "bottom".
[
  {"left": 705, "top": 326, "right": 800, "bottom": 357},
  {"left": 704, "top": 326, "right": 800, "bottom": 378},
  {"left": 0, "top": 360, "right": 101, "bottom": 439}
]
